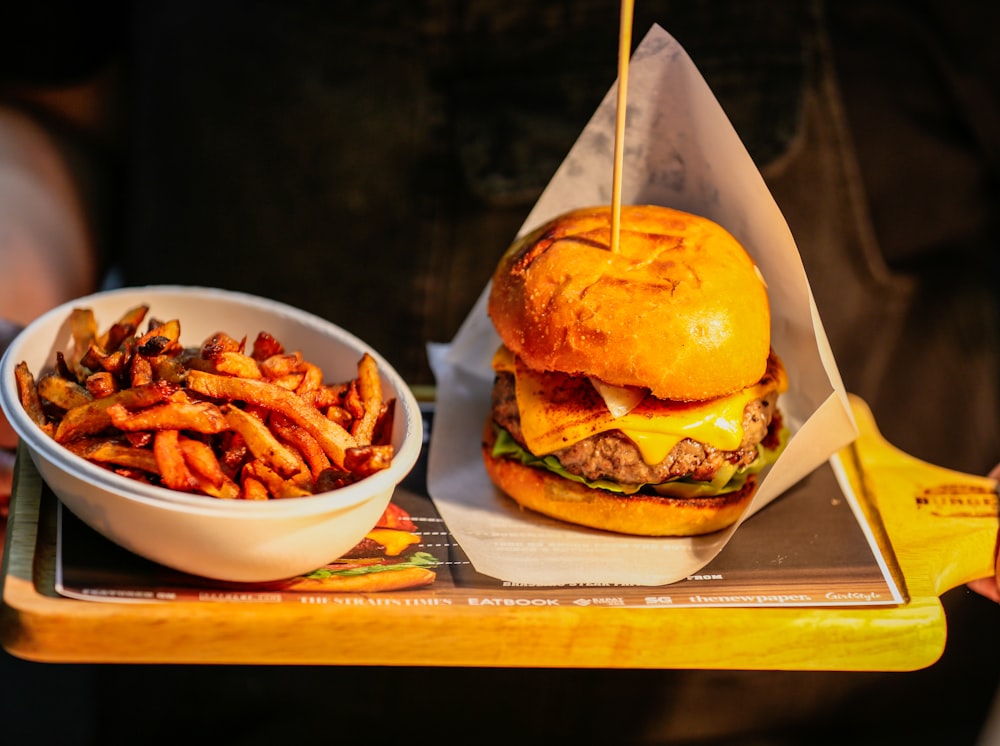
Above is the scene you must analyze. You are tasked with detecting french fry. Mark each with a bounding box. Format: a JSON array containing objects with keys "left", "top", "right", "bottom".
[
  {"left": 178, "top": 436, "right": 241, "bottom": 498},
  {"left": 240, "top": 473, "right": 270, "bottom": 501},
  {"left": 107, "top": 399, "right": 228, "bottom": 434},
  {"left": 341, "top": 379, "right": 365, "bottom": 421},
  {"left": 221, "top": 404, "right": 302, "bottom": 477},
  {"left": 343, "top": 444, "right": 394, "bottom": 478},
  {"left": 201, "top": 332, "right": 244, "bottom": 356},
  {"left": 129, "top": 352, "right": 155, "bottom": 386},
  {"left": 136, "top": 318, "right": 181, "bottom": 356},
  {"left": 69, "top": 307, "right": 98, "bottom": 363},
  {"left": 37, "top": 374, "right": 92, "bottom": 411},
  {"left": 308, "top": 383, "right": 350, "bottom": 410},
  {"left": 185, "top": 370, "right": 358, "bottom": 467},
  {"left": 351, "top": 352, "right": 382, "bottom": 444},
  {"left": 325, "top": 405, "right": 353, "bottom": 431},
  {"left": 54, "top": 351, "right": 75, "bottom": 380},
  {"left": 177, "top": 436, "right": 225, "bottom": 487},
  {"left": 242, "top": 459, "right": 311, "bottom": 498},
  {"left": 314, "top": 467, "right": 353, "bottom": 492},
  {"left": 16, "top": 304, "right": 398, "bottom": 500},
  {"left": 78, "top": 438, "right": 160, "bottom": 474},
  {"left": 100, "top": 304, "right": 149, "bottom": 352},
  {"left": 192, "top": 471, "right": 241, "bottom": 499},
  {"left": 148, "top": 355, "right": 188, "bottom": 384},
  {"left": 269, "top": 413, "right": 332, "bottom": 480},
  {"left": 153, "top": 428, "right": 199, "bottom": 492},
  {"left": 217, "top": 430, "right": 250, "bottom": 474},
  {"left": 54, "top": 380, "right": 178, "bottom": 442},
  {"left": 251, "top": 331, "right": 284, "bottom": 360},
  {"left": 371, "top": 398, "right": 395, "bottom": 447},
  {"left": 81, "top": 335, "right": 136, "bottom": 378},
  {"left": 258, "top": 352, "right": 302, "bottom": 379},
  {"left": 14, "top": 362, "right": 53, "bottom": 435},
  {"left": 293, "top": 361, "right": 323, "bottom": 394},
  {"left": 210, "top": 351, "right": 263, "bottom": 379},
  {"left": 269, "top": 373, "right": 306, "bottom": 391},
  {"left": 84, "top": 370, "right": 119, "bottom": 398}
]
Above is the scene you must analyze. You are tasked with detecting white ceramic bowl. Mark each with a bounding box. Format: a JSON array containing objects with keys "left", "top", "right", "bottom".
[{"left": 0, "top": 285, "right": 423, "bottom": 582}]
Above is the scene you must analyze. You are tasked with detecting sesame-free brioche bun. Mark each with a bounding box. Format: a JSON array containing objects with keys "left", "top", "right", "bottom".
[
  {"left": 481, "top": 421, "right": 758, "bottom": 536},
  {"left": 488, "top": 204, "right": 771, "bottom": 401}
]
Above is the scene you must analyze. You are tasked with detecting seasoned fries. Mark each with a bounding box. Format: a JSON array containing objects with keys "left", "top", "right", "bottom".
[{"left": 14, "top": 304, "right": 396, "bottom": 500}]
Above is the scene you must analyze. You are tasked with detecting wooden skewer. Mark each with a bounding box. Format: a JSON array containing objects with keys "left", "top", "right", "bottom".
[{"left": 610, "top": 0, "right": 634, "bottom": 254}]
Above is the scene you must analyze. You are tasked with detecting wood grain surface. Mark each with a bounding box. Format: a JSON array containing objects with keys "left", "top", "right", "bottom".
[{"left": 2, "top": 395, "right": 996, "bottom": 670}]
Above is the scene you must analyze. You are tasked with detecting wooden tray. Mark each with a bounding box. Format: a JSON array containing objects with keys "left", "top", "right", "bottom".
[{"left": 2, "top": 395, "right": 996, "bottom": 670}]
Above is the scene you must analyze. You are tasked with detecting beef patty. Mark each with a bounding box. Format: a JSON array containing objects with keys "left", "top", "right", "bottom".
[{"left": 490, "top": 371, "right": 780, "bottom": 486}]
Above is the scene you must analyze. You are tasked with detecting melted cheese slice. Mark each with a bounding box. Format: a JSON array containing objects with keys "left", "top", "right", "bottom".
[
  {"left": 492, "top": 345, "right": 786, "bottom": 466},
  {"left": 366, "top": 528, "right": 420, "bottom": 557}
]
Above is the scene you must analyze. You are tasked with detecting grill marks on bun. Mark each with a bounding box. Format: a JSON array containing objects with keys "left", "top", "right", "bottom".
[{"left": 489, "top": 205, "right": 771, "bottom": 402}]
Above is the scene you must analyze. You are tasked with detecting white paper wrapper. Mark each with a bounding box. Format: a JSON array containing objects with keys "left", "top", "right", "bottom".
[{"left": 426, "top": 24, "right": 858, "bottom": 586}]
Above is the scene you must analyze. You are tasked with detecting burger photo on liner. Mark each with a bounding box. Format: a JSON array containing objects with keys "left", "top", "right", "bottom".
[
  {"left": 276, "top": 502, "right": 438, "bottom": 592},
  {"left": 482, "top": 204, "right": 789, "bottom": 537}
]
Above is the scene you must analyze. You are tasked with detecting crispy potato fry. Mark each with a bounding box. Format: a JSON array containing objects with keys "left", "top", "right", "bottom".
[
  {"left": 79, "top": 439, "right": 160, "bottom": 474},
  {"left": 55, "top": 380, "right": 178, "bottom": 442},
  {"left": 221, "top": 404, "right": 302, "bottom": 477},
  {"left": 100, "top": 304, "right": 149, "bottom": 352},
  {"left": 68, "top": 309, "right": 100, "bottom": 380},
  {"left": 69, "top": 307, "right": 98, "bottom": 359},
  {"left": 37, "top": 374, "right": 92, "bottom": 411},
  {"left": 240, "top": 473, "right": 270, "bottom": 501},
  {"left": 192, "top": 471, "right": 242, "bottom": 499},
  {"left": 269, "top": 413, "right": 332, "bottom": 480},
  {"left": 270, "top": 373, "right": 305, "bottom": 391},
  {"left": 153, "top": 428, "right": 199, "bottom": 492},
  {"left": 186, "top": 370, "right": 358, "bottom": 467},
  {"left": 84, "top": 370, "right": 119, "bottom": 398},
  {"left": 217, "top": 430, "right": 250, "bottom": 473},
  {"left": 202, "top": 332, "right": 244, "bottom": 357},
  {"left": 211, "top": 351, "right": 263, "bottom": 379},
  {"left": 136, "top": 318, "right": 181, "bottom": 356},
  {"left": 129, "top": 352, "right": 154, "bottom": 386},
  {"left": 177, "top": 436, "right": 225, "bottom": 487},
  {"left": 343, "top": 444, "right": 394, "bottom": 478},
  {"left": 351, "top": 352, "right": 382, "bottom": 444},
  {"left": 294, "top": 362, "right": 323, "bottom": 394},
  {"left": 16, "top": 305, "right": 397, "bottom": 500},
  {"left": 107, "top": 399, "right": 228, "bottom": 434},
  {"left": 250, "top": 331, "right": 284, "bottom": 360},
  {"left": 81, "top": 335, "right": 136, "bottom": 377},
  {"left": 14, "top": 362, "right": 53, "bottom": 435},
  {"left": 149, "top": 354, "right": 190, "bottom": 384},
  {"left": 314, "top": 467, "right": 353, "bottom": 492},
  {"left": 341, "top": 379, "right": 365, "bottom": 421},
  {"left": 178, "top": 437, "right": 241, "bottom": 498},
  {"left": 307, "top": 383, "right": 349, "bottom": 409},
  {"left": 258, "top": 352, "right": 302, "bottom": 379},
  {"left": 242, "top": 459, "right": 311, "bottom": 498},
  {"left": 325, "top": 405, "right": 353, "bottom": 431},
  {"left": 372, "top": 398, "right": 395, "bottom": 447}
]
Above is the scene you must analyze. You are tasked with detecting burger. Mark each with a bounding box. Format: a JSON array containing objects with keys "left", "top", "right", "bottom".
[
  {"left": 277, "top": 502, "right": 438, "bottom": 592},
  {"left": 482, "top": 204, "right": 788, "bottom": 537}
]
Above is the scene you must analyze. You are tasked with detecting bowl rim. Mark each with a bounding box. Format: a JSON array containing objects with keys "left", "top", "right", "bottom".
[{"left": 0, "top": 284, "right": 423, "bottom": 518}]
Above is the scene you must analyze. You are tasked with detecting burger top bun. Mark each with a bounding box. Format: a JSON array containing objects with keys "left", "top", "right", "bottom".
[{"left": 488, "top": 204, "right": 771, "bottom": 401}]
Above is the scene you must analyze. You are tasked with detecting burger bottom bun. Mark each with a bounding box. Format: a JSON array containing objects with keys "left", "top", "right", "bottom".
[
  {"left": 481, "top": 422, "right": 758, "bottom": 537},
  {"left": 277, "top": 566, "right": 437, "bottom": 593}
]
